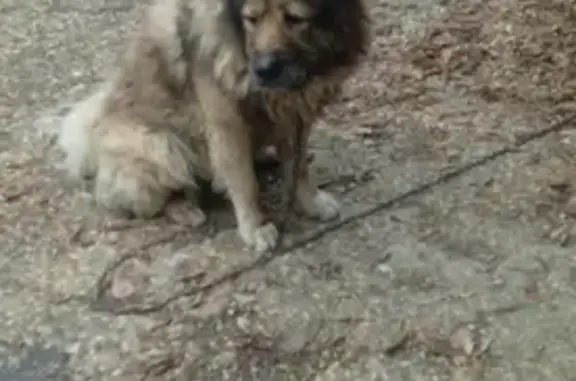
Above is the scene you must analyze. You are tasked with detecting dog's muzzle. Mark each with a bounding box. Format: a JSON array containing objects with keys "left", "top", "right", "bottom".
[{"left": 250, "top": 52, "right": 307, "bottom": 90}]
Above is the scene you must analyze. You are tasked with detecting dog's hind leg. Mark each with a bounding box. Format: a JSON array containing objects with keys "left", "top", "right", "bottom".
[{"left": 92, "top": 118, "right": 204, "bottom": 221}]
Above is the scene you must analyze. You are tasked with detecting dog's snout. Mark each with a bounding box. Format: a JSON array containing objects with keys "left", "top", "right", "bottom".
[
  {"left": 249, "top": 51, "right": 305, "bottom": 90},
  {"left": 251, "top": 53, "right": 287, "bottom": 82}
]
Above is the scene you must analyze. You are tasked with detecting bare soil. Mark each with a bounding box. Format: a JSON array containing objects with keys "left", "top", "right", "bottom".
[{"left": 2, "top": 0, "right": 576, "bottom": 380}]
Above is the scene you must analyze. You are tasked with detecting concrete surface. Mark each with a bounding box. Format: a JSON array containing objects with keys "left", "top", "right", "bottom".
[{"left": 2, "top": 0, "right": 576, "bottom": 380}]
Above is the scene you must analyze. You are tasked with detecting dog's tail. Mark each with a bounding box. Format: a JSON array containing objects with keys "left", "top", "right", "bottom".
[{"left": 58, "top": 83, "right": 111, "bottom": 180}]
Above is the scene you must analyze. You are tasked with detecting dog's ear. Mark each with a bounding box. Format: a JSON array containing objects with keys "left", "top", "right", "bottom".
[
  {"left": 317, "top": 0, "right": 363, "bottom": 23},
  {"left": 311, "top": 0, "right": 369, "bottom": 72}
]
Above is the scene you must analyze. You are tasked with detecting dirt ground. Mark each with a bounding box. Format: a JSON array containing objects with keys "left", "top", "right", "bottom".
[{"left": 2, "top": 0, "right": 576, "bottom": 380}]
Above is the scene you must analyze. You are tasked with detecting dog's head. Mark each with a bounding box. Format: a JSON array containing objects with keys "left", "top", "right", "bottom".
[{"left": 225, "top": 0, "right": 368, "bottom": 91}]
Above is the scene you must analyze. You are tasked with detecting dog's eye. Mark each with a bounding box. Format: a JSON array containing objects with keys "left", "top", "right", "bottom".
[
  {"left": 242, "top": 14, "right": 259, "bottom": 25},
  {"left": 284, "top": 13, "right": 308, "bottom": 25}
]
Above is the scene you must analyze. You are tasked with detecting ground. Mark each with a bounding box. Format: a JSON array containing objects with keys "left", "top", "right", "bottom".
[{"left": 2, "top": 0, "right": 576, "bottom": 380}]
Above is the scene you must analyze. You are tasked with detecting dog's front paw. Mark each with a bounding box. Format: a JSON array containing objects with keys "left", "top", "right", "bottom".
[
  {"left": 298, "top": 189, "right": 341, "bottom": 221},
  {"left": 239, "top": 222, "right": 279, "bottom": 252}
]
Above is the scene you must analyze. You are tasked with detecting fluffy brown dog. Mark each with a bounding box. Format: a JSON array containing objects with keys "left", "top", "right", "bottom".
[{"left": 58, "top": 0, "right": 369, "bottom": 252}]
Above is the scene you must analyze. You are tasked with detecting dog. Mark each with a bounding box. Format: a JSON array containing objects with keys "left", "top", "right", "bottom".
[{"left": 58, "top": 0, "right": 370, "bottom": 252}]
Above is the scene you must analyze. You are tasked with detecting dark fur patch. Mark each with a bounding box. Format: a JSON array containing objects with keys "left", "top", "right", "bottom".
[
  {"left": 310, "top": 0, "right": 369, "bottom": 75},
  {"left": 224, "top": 0, "right": 246, "bottom": 45},
  {"left": 176, "top": 3, "right": 194, "bottom": 59}
]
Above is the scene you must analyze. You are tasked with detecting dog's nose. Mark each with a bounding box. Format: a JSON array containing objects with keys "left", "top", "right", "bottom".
[{"left": 251, "top": 54, "right": 285, "bottom": 81}]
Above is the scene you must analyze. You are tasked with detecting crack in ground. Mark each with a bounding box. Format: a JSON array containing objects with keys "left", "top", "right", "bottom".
[
  {"left": 92, "top": 113, "right": 576, "bottom": 316},
  {"left": 282, "top": 113, "right": 576, "bottom": 253}
]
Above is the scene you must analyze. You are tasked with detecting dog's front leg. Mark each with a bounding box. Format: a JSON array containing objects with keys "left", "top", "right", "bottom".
[
  {"left": 208, "top": 122, "right": 279, "bottom": 251},
  {"left": 278, "top": 125, "right": 341, "bottom": 222},
  {"left": 197, "top": 78, "right": 278, "bottom": 252}
]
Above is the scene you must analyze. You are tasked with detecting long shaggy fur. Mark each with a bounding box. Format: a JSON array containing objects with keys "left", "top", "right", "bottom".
[{"left": 58, "top": 0, "right": 370, "bottom": 250}]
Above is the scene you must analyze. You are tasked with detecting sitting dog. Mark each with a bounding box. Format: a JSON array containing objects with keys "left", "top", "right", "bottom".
[{"left": 58, "top": 0, "right": 370, "bottom": 251}]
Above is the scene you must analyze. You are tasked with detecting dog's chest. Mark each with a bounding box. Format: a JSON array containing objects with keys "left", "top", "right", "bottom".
[{"left": 241, "top": 86, "right": 337, "bottom": 146}]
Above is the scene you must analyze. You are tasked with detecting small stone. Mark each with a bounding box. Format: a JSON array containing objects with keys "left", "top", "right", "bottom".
[
  {"left": 0, "top": 105, "right": 10, "bottom": 118},
  {"left": 449, "top": 324, "right": 476, "bottom": 356},
  {"left": 549, "top": 225, "right": 571, "bottom": 247},
  {"left": 111, "top": 258, "right": 150, "bottom": 299},
  {"left": 563, "top": 196, "right": 576, "bottom": 218}
]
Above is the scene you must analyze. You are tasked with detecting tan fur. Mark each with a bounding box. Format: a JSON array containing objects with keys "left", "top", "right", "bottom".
[{"left": 58, "top": 0, "right": 370, "bottom": 251}]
